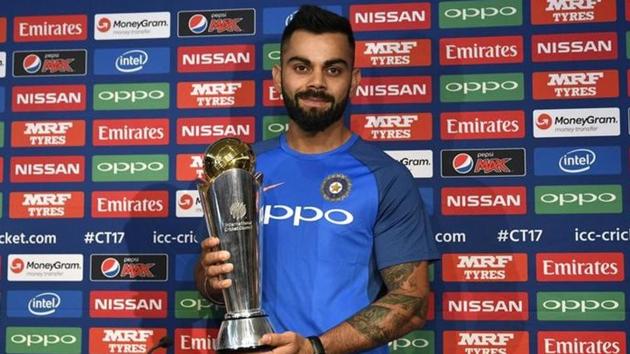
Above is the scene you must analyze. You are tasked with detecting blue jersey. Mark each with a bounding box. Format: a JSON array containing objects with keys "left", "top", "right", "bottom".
[{"left": 253, "top": 134, "right": 439, "bottom": 354}]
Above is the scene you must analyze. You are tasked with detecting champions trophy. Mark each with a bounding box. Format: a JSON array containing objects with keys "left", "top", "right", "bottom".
[{"left": 197, "top": 138, "right": 275, "bottom": 352}]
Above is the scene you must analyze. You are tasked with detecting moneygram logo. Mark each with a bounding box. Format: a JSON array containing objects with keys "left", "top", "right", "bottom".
[
  {"left": 7, "top": 291, "right": 82, "bottom": 318},
  {"left": 384, "top": 150, "right": 433, "bottom": 178},
  {"left": 177, "top": 80, "right": 255, "bottom": 108},
  {"left": 175, "top": 291, "right": 225, "bottom": 319},
  {"left": 350, "top": 3, "right": 431, "bottom": 31},
  {"left": 13, "top": 50, "right": 87, "bottom": 77},
  {"left": 263, "top": 116, "right": 289, "bottom": 140},
  {"left": 176, "top": 154, "right": 204, "bottom": 181},
  {"left": 439, "top": 0, "right": 522, "bottom": 28},
  {"left": 443, "top": 292, "right": 529, "bottom": 321},
  {"left": 6, "top": 327, "right": 81, "bottom": 353},
  {"left": 7, "top": 254, "right": 83, "bottom": 281},
  {"left": 14, "top": 14, "right": 87, "bottom": 42},
  {"left": 534, "top": 146, "right": 621, "bottom": 176},
  {"left": 532, "top": 0, "right": 616, "bottom": 24},
  {"left": 353, "top": 76, "right": 432, "bottom": 104},
  {"left": 91, "top": 254, "right": 168, "bottom": 281},
  {"left": 533, "top": 69, "right": 618, "bottom": 100},
  {"left": 94, "top": 83, "right": 169, "bottom": 110},
  {"left": 441, "top": 73, "right": 524, "bottom": 102},
  {"left": 176, "top": 191, "right": 203, "bottom": 218},
  {"left": 94, "top": 12, "right": 170, "bottom": 40},
  {"left": 177, "top": 117, "right": 255, "bottom": 144},
  {"left": 91, "top": 190, "right": 168, "bottom": 218},
  {"left": 442, "top": 253, "right": 528, "bottom": 282},
  {"left": 444, "top": 331, "right": 529, "bottom": 354},
  {"left": 388, "top": 330, "right": 434, "bottom": 354},
  {"left": 175, "top": 328, "right": 220, "bottom": 353},
  {"left": 538, "top": 331, "right": 626, "bottom": 354},
  {"left": 351, "top": 113, "right": 432, "bottom": 142},
  {"left": 93, "top": 118, "right": 169, "bottom": 146},
  {"left": 178, "top": 9, "right": 256, "bottom": 37},
  {"left": 533, "top": 107, "right": 620, "bottom": 138},
  {"left": 532, "top": 32, "right": 617, "bottom": 62},
  {"left": 92, "top": 155, "right": 168, "bottom": 182},
  {"left": 9, "top": 191, "right": 84, "bottom": 219},
  {"left": 441, "top": 148, "right": 525, "bottom": 177},
  {"left": 90, "top": 291, "right": 167, "bottom": 318},
  {"left": 12, "top": 120, "right": 86, "bottom": 147},
  {"left": 12, "top": 84, "right": 86, "bottom": 112},
  {"left": 94, "top": 47, "right": 170, "bottom": 75},
  {"left": 178, "top": 44, "right": 255, "bottom": 72},
  {"left": 535, "top": 184, "right": 622, "bottom": 214},
  {"left": 440, "top": 35, "right": 523, "bottom": 65},
  {"left": 355, "top": 39, "right": 430, "bottom": 68},
  {"left": 441, "top": 110, "right": 525, "bottom": 140},
  {"left": 89, "top": 327, "right": 167, "bottom": 354},
  {"left": 536, "top": 252, "right": 624, "bottom": 282},
  {"left": 11, "top": 156, "right": 84, "bottom": 183},
  {"left": 537, "top": 291, "right": 625, "bottom": 321},
  {"left": 442, "top": 186, "right": 527, "bottom": 215}
]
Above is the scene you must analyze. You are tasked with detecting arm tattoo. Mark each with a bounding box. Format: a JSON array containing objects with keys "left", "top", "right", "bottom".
[
  {"left": 381, "top": 262, "right": 421, "bottom": 290},
  {"left": 347, "top": 305, "right": 394, "bottom": 343},
  {"left": 379, "top": 293, "right": 422, "bottom": 312}
]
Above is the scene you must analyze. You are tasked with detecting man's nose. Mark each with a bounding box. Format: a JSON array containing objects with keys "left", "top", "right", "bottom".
[{"left": 307, "top": 70, "right": 326, "bottom": 90}]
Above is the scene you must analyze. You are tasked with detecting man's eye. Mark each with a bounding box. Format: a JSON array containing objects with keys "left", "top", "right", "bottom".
[
  {"left": 328, "top": 67, "right": 342, "bottom": 75},
  {"left": 294, "top": 65, "right": 308, "bottom": 72}
]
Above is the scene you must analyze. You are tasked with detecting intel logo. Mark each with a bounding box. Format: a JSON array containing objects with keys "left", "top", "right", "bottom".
[
  {"left": 559, "top": 148, "right": 596, "bottom": 173},
  {"left": 115, "top": 50, "right": 148, "bottom": 73},
  {"left": 28, "top": 292, "right": 61, "bottom": 316}
]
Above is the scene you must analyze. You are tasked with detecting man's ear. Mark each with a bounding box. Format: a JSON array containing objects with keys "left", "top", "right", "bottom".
[
  {"left": 350, "top": 67, "right": 361, "bottom": 96},
  {"left": 272, "top": 64, "right": 282, "bottom": 93}
]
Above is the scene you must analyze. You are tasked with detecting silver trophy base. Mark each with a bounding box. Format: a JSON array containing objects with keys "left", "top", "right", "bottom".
[{"left": 217, "top": 315, "right": 275, "bottom": 352}]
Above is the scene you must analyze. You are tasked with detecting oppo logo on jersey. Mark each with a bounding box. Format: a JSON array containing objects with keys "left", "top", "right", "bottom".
[{"left": 262, "top": 204, "right": 354, "bottom": 226}]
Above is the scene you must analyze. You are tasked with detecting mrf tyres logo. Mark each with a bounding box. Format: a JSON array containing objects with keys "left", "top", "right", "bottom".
[
  {"left": 536, "top": 252, "right": 624, "bottom": 282},
  {"left": 441, "top": 148, "right": 525, "bottom": 177},
  {"left": 442, "top": 186, "right": 527, "bottom": 215},
  {"left": 13, "top": 50, "right": 87, "bottom": 77},
  {"left": 9, "top": 191, "right": 84, "bottom": 219},
  {"left": 177, "top": 80, "right": 255, "bottom": 108},
  {"left": 355, "top": 39, "right": 430, "bottom": 68},
  {"left": 6, "top": 327, "right": 82, "bottom": 354},
  {"left": 533, "top": 69, "right": 618, "bottom": 100},
  {"left": 92, "top": 154, "right": 168, "bottom": 182},
  {"left": 533, "top": 107, "right": 619, "bottom": 138},
  {"left": 89, "top": 327, "right": 167, "bottom": 354},
  {"left": 90, "top": 254, "right": 168, "bottom": 281},
  {"left": 440, "top": 73, "right": 523, "bottom": 102},
  {"left": 535, "top": 184, "right": 622, "bottom": 214},
  {"left": 12, "top": 120, "right": 85, "bottom": 147},
  {"left": 94, "top": 83, "right": 169, "bottom": 110},
  {"left": 443, "top": 331, "right": 529, "bottom": 354},
  {"left": 8, "top": 254, "right": 83, "bottom": 282},
  {"left": 443, "top": 292, "right": 529, "bottom": 321},
  {"left": 439, "top": 0, "right": 522, "bottom": 29},
  {"left": 537, "top": 291, "right": 625, "bottom": 321},
  {"left": 94, "top": 12, "right": 170, "bottom": 40},
  {"left": 532, "top": 0, "right": 616, "bottom": 24},
  {"left": 176, "top": 154, "right": 204, "bottom": 181},
  {"left": 350, "top": 2, "right": 431, "bottom": 32},
  {"left": 442, "top": 253, "right": 528, "bottom": 282},
  {"left": 351, "top": 113, "right": 432, "bottom": 142},
  {"left": 178, "top": 9, "right": 255, "bottom": 37}
]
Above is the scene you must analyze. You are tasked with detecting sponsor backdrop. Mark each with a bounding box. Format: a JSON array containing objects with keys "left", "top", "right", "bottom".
[{"left": 0, "top": 0, "right": 628, "bottom": 353}]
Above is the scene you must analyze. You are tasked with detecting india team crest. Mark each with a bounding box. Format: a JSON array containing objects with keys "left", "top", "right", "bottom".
[{"left": 321, "top": 173, "right": 351, "bottom": 202}]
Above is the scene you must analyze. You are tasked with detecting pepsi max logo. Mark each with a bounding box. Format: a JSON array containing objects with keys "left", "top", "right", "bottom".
[
  {"left": 91, "top": 254, "right": 168, "bottom": 281},
  {"left": 23, "top": 54, "right": 42, "bottom": 74},
  {"left": 188, "top": 14, "right": 208, "bottom": 34},
  {"left": 452, "top": 153, "right": 474, "bottom": 174},
  {"left": 559, "top": 148, "right": 596, "bottom": 173},
  {"left": 13, "top": 50, "right": 87, "bottom": 77},
  {"left": 28, "top": 292, "right": 61, "bottom": 316},
  {"left": 442, "top": 148, "right": 526, "bottom": 178},
  {"left": 178, "top": 9, "right": 255, "bottom": 37},
  {"left": 115, "top": 50, "right": 148, "bottom": 73},
  {"left": 100, "top": 257, "right": 121, "bottom": 278}
]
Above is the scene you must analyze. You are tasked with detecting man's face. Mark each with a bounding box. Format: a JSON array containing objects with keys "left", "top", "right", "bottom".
[{"left": 272, "top": 30, "right": 360, "bottom": 133}]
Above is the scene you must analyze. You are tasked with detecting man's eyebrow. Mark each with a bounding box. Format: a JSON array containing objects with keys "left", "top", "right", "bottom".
[
  {"left": 286, "top": 56, "right": 350, "bottom": 68},
  {"left": 287, "top": 56, "right": 311, "bottom": 65}
]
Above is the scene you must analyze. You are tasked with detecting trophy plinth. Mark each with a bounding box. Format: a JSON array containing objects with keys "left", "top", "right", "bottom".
[{"left": 197, "top": 138, "right": 274, "bottom": 352}]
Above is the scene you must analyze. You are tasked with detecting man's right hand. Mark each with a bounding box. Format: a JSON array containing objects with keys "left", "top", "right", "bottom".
[{"left": 200, "top": 236, "right": 234, "bottom": 290}]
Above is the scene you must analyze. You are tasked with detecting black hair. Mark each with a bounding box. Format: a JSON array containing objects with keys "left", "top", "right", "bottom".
[{"left": 281, "top": 5, "right": 355, "bottom": 56}]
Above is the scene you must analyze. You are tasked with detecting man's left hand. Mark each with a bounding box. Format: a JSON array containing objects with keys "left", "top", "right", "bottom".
[{"left": 259, "top": 332, "right": 313, "bottom": 354}]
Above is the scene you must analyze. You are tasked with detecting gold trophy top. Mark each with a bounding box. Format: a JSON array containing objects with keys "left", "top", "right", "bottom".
[{"left": 203, "top": 138, "right": 256, "bottom": 180}]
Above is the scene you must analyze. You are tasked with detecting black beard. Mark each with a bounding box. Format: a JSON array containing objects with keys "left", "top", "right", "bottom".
[{"left": 282, "top": 88, "right": 349, "bottom": 133}]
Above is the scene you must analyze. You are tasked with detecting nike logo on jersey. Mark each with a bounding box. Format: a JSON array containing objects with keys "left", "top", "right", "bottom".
[{"left": 263, "top": 182, "right": 285, "bottom": 192}]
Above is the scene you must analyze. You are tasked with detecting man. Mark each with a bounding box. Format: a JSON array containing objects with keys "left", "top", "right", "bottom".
[{"left": 196, "top": 5, "right": 439, "bottom": 354}]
